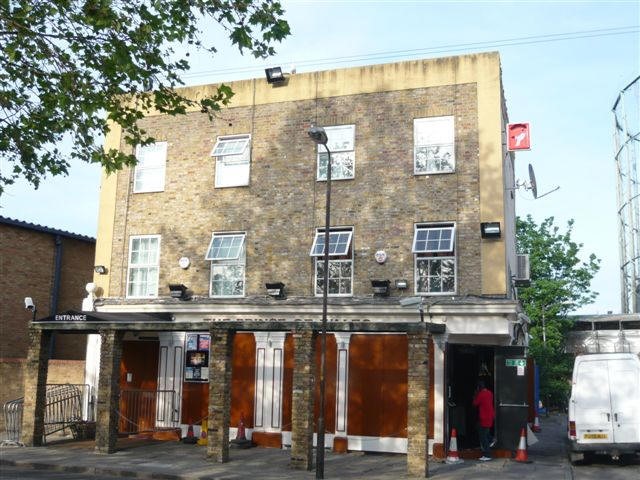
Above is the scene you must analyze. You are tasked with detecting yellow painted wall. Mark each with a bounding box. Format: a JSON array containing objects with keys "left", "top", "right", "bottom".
[{"left": 93, "top": 123, "right": 122, "bottom": 297}]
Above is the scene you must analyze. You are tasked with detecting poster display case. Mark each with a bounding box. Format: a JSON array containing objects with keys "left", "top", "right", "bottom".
[{"left": 184, "top": 333, "right": 210, "bottom": 382}]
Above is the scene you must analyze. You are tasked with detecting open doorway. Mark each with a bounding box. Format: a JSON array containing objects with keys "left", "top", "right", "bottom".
[{"left": 446, "top": 344, "right": 494, "bottom": 450}]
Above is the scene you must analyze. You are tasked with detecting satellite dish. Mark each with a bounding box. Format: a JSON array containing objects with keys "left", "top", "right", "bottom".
[{"left": 528, "top": 164, "right": 538, "bottom": 199}]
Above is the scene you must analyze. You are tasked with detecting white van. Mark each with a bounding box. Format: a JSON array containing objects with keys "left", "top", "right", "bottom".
[{"left": 567, "top": 352, "right": 640, "bottom": 463}]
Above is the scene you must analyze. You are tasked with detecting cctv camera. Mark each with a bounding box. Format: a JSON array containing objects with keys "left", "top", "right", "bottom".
[{"left": 24, "top": 297, "right": 35, "bottom": 311}]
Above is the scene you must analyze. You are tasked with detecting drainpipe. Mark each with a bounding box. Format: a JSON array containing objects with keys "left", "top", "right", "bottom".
[{"left": 49, "top": 235, "right": 63, "bottom": 357}]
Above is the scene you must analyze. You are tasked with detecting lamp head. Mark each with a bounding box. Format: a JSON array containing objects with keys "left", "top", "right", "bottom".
[{"left": 307, "top": 126, "right": 328, "bottom": 145}]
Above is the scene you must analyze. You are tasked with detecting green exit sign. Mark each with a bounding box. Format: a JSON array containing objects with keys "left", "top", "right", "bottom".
[{"left": 506, "top": 359, "right": 526, "bottom": 367}]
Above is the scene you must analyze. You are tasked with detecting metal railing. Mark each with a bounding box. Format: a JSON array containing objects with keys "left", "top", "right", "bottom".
[
  {"left": 118, "top": 389, "right": 179, "bottom": 434},
  {"left": 3, "top": 384, "right": 94, "bottom": 443}
]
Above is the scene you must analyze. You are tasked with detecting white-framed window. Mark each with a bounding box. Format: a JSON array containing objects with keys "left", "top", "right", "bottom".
[
  {"left": 413, "top": 224, "right": 456, "bottom": 294},
  {"left": 310, "top": 228, "right": 353, "bottom": 296},
  {"left": 211, "top": 135, "right": 251, "bottom": 188},
  {"left": 316, "top": 125, "right": 355, "bottom": 181},
  {"left": 205, "top": 232, "right": 246, "bottom": 297},
  {"left": 414, "top": 116, "right": 455, "bottom": 174},
  {"left": 126, "top": 235, "right": 161, "bottom": 298},
  {"left": 133, "top": 142, "right": 167, "bottom": 193}
]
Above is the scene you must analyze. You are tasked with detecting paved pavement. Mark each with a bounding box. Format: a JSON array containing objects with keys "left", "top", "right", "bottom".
[{"left": 0, "top": 415, "right": 572, "bottom": 479}]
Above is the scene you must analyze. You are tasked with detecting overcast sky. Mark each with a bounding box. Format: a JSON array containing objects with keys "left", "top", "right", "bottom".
[{"left": 1, "top": 1, "right": 638, "bottom": 315}]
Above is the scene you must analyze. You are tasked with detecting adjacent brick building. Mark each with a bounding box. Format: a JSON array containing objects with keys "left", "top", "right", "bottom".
[
  {"left": 24, "top": 53, "right": 531, "bottom": 475},
  {"left": 0, "top": 216, "right": 95, "bottom": 429}
]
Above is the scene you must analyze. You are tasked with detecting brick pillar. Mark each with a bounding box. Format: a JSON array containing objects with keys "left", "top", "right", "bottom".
[
  {"left": 290, "top": 327, "right": 316, "bottom": 470},
  {"left": 407, "top": 328, "right": 430, "bottom": 477},
  {"left": 95, "top": 329, "right": 124, "bottom": 454},
  {"left": 207, "top": 326, "right": 233, "bottom": 462},
  {"left": 21, "top": 328, "right": 51, "bottom": 446}
]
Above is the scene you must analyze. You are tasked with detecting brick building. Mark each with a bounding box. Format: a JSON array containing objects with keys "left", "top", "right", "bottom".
[
  {"left": 0, "top": 216, "right": 95, "bottom": 429},
  {"left": 24, "top": 53, "right": 530, "bottom": 475}
]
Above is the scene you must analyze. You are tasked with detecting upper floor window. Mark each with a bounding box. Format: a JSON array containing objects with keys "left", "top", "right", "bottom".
[
  {"left": 126, "top": 235, "right": 160, "bottom": 298},
  {"left": 133, "top": 142, "right": 167, "bottom": 193},
  {"left": 414, "top": 116, "right": 455, "bottom": 175},
  {"left": 205, "top": 232, "right": 246, "bottom": 297},
  {"left": 310, "top": 227, "right": 354, "bottom": 296},
  {"left": 413, "top": 224, "right": 456, "bottom": 294},
  {"left": 211, "top": 135, "right": 251, "bottom": 188},
  {"left": 316, "top": 125, "right": 355, "bottom": 181}
]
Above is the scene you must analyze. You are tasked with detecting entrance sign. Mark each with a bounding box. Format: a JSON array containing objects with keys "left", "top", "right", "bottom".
[{"left": 505, "top": 359, "right": 526, "bottom": 367}]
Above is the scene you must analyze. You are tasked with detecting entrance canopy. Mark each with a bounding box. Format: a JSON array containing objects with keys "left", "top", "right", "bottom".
[{"left": 33, "top": 309, "right": 174, "bottom": 326}]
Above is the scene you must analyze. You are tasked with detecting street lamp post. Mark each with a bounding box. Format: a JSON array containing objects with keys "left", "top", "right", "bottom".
[{"left": 307, "top": 126, "right": 331, "bottom": 479}]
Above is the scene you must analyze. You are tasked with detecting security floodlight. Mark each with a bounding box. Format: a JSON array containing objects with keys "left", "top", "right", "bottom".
[
  {"left": 94, "top": 265, "right": 108, "bottom": 274},
  {"left": 265, "top": 282, "right": 286, "bottom": 299},
  {"left": 265, "top": 67, "right": 285, "bottom": 84},
  {"left": 399, "top": 296, "right": 423, "bottom": 307},
  {"left": 480, "top": 222, "right": 501, "bottom": 239}
]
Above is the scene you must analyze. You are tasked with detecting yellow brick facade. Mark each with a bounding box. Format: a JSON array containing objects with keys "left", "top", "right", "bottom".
[{"left": 94, "top": 52, "right": 515, "bottom": 300}]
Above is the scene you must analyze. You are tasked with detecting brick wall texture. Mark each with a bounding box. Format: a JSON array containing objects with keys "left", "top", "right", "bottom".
[
  {"left": 290, "top": 328, "right": 316, "bottom": 470},
  {"left": 0, "top": 223, "right": 95, "bottom": 360},
  {"left": 95, "top": 330, "right": 124, "bottom": 453},
  {"left": 207, "top": 327, "right": 233, "bottom": 462},
  {"left": 106, "top": 84, "right": 482, "bottom": 300},
  {"left": 407, "top": 329, "right": 430, "bottom": 477}
]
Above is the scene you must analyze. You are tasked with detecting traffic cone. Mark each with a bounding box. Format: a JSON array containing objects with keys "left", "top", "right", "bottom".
[
  {"left": 532, "top": 415, "right": 541, "bottom": 432},
  {"left": 182, "top": 423, "right": 197, "bottom": 444},
  {"left": 236, "top": 414, "right": 246, "bottom": 441},
  {"left": 514, "top": 427, "right": 529, "bottom": 462},
  {"left": 445, "top": 428, "right": 463, "bottom": 464},
  {"left": 197, "top": 419, "right": 208, "bottom": 446}
]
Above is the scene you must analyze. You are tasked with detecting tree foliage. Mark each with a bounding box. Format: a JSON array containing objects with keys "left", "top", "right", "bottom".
[
  {"left": 0, "top": 0, "right": 290, "bottom": 193},
  {"left": 516, "top": 215, "right": 600, "bottom": 408}
]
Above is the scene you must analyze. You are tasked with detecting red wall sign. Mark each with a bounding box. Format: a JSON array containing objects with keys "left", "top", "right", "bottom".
[{"left": 507, "top": 123, "right": 531, "bottom": 151}]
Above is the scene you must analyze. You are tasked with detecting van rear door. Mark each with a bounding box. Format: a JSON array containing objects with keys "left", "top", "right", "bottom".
[
  {"left": 574, "top": 358, "right": 614, "bottom": 444},
  {"left": 608, "top": 358, "right": 640, "bottom": 443}
]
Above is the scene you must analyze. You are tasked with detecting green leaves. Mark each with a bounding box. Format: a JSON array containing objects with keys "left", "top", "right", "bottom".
[
  {"left": 0, "top": 0, "right": 290, "bottom": 194},
  {"left": 516, "top": 215, "right": 601, "bottom": 408}
]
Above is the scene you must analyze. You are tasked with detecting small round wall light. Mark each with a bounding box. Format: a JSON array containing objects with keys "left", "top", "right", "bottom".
[
  {"left": 374, "top": 250, "right": 387, "bottom": 264},
  {"left": 178, "top": 257, "right": 190, "bottom": 269}
]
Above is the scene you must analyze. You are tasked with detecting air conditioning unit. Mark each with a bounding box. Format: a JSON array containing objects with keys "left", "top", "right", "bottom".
[{"left": 514, "top": 254, "right": 531, "bottom": 286}]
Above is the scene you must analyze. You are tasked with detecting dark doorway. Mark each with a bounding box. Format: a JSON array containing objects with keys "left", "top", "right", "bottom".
[{"left": 446, "top": 344, "right": 495, "bottom": 450}]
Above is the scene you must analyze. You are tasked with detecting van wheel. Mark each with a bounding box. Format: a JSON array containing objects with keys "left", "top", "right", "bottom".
[{"left": 619, "top": 454, "right": 637, "bottom": 465}]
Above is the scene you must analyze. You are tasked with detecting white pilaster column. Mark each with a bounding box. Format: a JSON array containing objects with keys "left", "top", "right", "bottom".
[
  {"left": 333, "top": 332, "right": 352, "bottom": 437},
  {"left": 253, "top": 332, "right": 286, "bottom": 431},
  {"left": 83, "top": 334, "right": 101, "bottom": 421},
  {"left": 432, "top": 333, "right": 447, "bottom": 451}
]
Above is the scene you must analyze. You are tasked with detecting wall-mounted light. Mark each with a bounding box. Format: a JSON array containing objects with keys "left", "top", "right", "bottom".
[
  {"left": 94, "top": 265, "right": 108, "bottom": 275},
  {"left": 169, "top": 284, "right": 189, "bottom": 300},
  {"left": 480, "top": 222, "right": 501, "bottom": 239},
  {"left": 371, "top": 280, "right": 390, "bottom": 297},
  {"left": 395, "top": 279, "right": 409, "bottom": 290},
  {"left": 265, "top": 67, "right": 285, "bottom": 84},
  {"left": 265, "top": 282, "right": 286, "bottom": 299},
  {"left": 24, "top": 297, "right": 37, "bottom": 321}
]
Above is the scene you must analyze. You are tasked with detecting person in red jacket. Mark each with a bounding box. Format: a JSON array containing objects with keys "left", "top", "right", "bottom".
[{"left": 472, "top": 380, "right": 495, "bottom": 461}]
